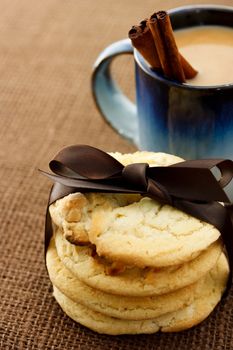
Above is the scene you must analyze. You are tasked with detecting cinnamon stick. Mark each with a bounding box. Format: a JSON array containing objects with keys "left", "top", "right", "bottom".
[
  {"left": 158, "top": 11, "right": 186, "bottom": 82},
  {"left": 128, "top": 23, "right": 161, "bottom": 70},
  {"left": 157, "top": 11, "right": 198, "bottom": 80},
  {"left": 148, "top": 14, "right": 173, "bottom": 78},
  {"left": 149, "top": 12, "right": 186, "bottom": 82}
]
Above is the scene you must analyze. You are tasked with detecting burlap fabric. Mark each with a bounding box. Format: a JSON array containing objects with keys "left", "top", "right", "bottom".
[{"left": 1, "top": 0, "right": 233, "bottom": 349}]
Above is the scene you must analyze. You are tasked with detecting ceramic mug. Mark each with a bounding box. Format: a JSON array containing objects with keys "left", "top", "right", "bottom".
[{"left": 92, "top": 5, "right": 233, "bottom": 159}]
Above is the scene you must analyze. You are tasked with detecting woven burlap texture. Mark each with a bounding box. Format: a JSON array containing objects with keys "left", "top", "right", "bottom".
[{"left": 1, "top": 0, "right": 233, "bottom": 349}]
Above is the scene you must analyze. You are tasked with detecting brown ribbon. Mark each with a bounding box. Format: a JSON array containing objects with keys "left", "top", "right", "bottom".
[{"left": 40, "top": 145, "right": 233, "bottom": 293}]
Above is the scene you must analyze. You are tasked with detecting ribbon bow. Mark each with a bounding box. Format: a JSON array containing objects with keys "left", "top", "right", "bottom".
[{"left": 41, "top": 145, "right": 233, "bottom": 293}]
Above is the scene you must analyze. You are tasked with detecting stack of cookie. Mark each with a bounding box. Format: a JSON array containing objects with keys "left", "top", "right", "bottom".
[{"left": 46, "top": 151, "right": 229, "bottom": 335}]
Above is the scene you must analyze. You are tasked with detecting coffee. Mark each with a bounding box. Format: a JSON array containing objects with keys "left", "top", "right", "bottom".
[{"left": 174, "top": 26, "right": 233, "bottom": 86}]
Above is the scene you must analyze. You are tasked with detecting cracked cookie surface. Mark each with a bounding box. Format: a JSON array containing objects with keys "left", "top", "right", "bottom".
[{"left": 89, "top": 196, "right": 220, "bottom": 267}]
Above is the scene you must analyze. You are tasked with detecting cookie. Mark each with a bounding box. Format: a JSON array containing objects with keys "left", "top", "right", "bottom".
[
  {"left": 54, "top": 229, "right": 222, "bottom": 296},
  {"left": 52, "top": 253, "right": 229, "bottom": 335},
  {"left": 49, "top": 151, "right": 220, "bottom": 268}
]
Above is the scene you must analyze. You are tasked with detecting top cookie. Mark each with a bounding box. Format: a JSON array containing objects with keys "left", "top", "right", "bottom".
[{"left": 50, "top": 151, "right": 221, "bottom": 268}]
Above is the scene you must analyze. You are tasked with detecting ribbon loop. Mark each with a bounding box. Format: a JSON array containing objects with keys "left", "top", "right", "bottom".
[{"left": 50, "top": 145, "right": 124, "bottom": 180}]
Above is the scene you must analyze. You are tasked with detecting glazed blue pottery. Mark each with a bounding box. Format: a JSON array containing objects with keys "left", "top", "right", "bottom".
[{"left": 92, "top": 5, "right": 233, "bottom": 159}]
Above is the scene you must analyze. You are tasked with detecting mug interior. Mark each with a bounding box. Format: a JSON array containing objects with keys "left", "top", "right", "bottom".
[{"left": 134, "top": 5, "right": 233, "bottom": 90}]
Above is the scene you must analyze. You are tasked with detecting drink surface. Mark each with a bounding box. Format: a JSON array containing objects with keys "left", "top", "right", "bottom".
[{"left": 174, "top": 25, "right": 233, "bottom": 86}]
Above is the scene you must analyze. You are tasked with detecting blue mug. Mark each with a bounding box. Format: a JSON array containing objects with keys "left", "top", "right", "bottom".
[{"left": 92, "top": 5, "right": 233, "bottom": 159}]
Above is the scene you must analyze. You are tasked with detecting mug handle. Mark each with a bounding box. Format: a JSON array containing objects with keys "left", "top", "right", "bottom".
[{"left": 92, "top": 39, "right": 139, "bottom": 145}]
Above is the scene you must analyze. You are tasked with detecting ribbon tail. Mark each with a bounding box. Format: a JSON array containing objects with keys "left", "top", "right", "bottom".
[{"left": 174, "top": 199, "right": 233, "bottom": 295}]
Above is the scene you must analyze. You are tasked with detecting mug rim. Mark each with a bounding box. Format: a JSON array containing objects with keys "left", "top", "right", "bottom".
[{"left": 134, "top": 4, "right": 233, "bottom": 91}]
